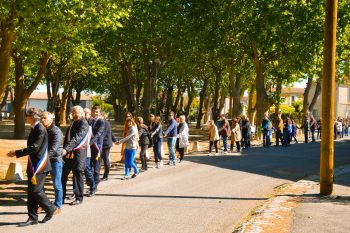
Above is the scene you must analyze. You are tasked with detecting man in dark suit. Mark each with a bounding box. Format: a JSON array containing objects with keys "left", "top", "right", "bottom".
[
  {"left": 7, "top": 108, "right": 56, "bottom": 226},
  {"left": 88, "top": 105, "right": 105, "bottom": 196},
  {"left": 101, "top": 119, "right": 116, "bottom": 181},
  {"left": 62, "top": 105, "right": 89, "bottom": 205}
]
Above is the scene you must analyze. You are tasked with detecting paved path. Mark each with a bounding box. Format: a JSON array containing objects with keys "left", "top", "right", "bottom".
[{"left": 1, "top": 140, "right": 350, "bottom": 233}]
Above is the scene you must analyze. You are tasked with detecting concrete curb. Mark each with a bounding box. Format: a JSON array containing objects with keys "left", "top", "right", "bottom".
[{"left": 234, "top": 164, "right": 350, "bottom": 233}]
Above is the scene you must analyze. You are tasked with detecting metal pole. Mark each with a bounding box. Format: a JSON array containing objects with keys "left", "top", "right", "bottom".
[{"left": 320, "top": 0, "right": 338, "bottom": 195}]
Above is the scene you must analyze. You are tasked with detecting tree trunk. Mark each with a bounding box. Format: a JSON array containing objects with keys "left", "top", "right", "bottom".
[
  {"left": 248, "top": 84, "right": 256, "bottom": 125},
  {"left": 302, "top": 77, "right": 313, "bottom": 115},
  {"left": 309, "top": 78, "right": 322, "bottom": 113},
  {"left": 0, "top": 21, "right": 16, "bottom": 101},
  {"left": 232, "top": 74, "right": 242, "bottom": 118},
  {"left": 165, "top": 81, "right": 174, "bottom": 116},
  {"left": 0, "top": 85, "right": 10, "bottom": 121},
  {"left": 59, "top": 79, "right": 71, "bottom": 125},
  {"left": 184, "top": 82, "right": 195, "bottom": 122},
  {"left": 141, "top": 60, "right": 153, "bottom": 122},
  {"left": 252, "top": 42, "right": 270, "bottom": 133},
  {"left": 211, "top": 68, "right": 222, "bottom": 121},
  {"left": 274, "top": 79, "right": 283, "bottom": 120},
  {"left": 196, "top": 77, "right": 209, "bottom": 128},
  {"left": 12, "top": 51, "right": 50, "bottom": 139}
]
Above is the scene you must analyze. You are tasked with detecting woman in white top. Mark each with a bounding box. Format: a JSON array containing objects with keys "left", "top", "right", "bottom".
[
  {"left": 176, "top": 115, "right": 189, "bottom": 162},
  {"left": 117, "top": 118, "right": 139, "bottom": 180}
]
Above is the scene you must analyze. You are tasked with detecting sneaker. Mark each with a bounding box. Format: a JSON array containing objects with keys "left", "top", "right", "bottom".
[
  {"left": 156, "top": 162, "right": 159, "bottom": 168},
  {"left": 131, "top": 173, "right": 138, "bottom": 179},
  {"left": 121, "top": 176, "right": 130, "bottom": 180},
  {"left": 208, "top": 153, "right": 212, "bottom": 156},
  {"left": 53, "top": 208, "right": 62, "bottom": 215},
  {"left": 159, "top": 161, "right": 163, "bottom": 168},
  {"left": 214, "top": 153, "right": 220, "bottom": 156},
  {"left": 223, "top": 151, "right": 228, "bottom": 154}
]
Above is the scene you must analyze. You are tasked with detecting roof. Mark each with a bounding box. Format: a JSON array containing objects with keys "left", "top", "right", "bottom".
[{"left": 7, "top": 92, "right": 93, "bottom": 101}]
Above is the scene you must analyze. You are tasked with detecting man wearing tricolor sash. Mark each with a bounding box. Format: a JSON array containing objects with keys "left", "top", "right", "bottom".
[
  {"left": 88, "top": 105, "right": 105, "bottom": 197},
  {"left": 61, "top": 106, "right": 89, "bottom": 205},
  {"left": 7, "top": 108, "right": 56, "bottom": 226}
]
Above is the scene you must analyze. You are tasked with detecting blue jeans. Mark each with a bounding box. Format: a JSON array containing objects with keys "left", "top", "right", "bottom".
[
  {"left": 124, "top": 149, "right": 138, "bottom": 177},
  {"left": 85, "top": 157, "right": 95, "bottom": 191},
  {"left": 50, "top": 161, "right": 63, "bottom": 208},
  {"left": 153, "top": 139, "right": 163, "bottom": 163},
  {"left": 263, "top": 130, "right": 270, "bottom": 147},
  {"left": 167, "top": 137, "right": 177, "bottom": 162},
  {"left": 222, "top": 136, "right": 228, "bottom": 151}
]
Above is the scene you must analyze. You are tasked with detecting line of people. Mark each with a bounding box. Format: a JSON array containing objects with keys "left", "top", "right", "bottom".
[{"left": 7, "top": 107, "right": 190, "bottom": 226}]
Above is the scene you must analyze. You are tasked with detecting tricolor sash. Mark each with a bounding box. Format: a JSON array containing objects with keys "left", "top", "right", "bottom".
[
  {"left": 65, "top": 123, "right": 89, "bottom": 160},
  {"left": 28, "top": 147, "right": 48, "bottom": 185}
]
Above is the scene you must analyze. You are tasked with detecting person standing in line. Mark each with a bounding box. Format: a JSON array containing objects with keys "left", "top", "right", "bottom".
[
  {"left": 241, "top": 115, "right": 251, "bottom": 149},
  {"left": 218, "top": 114, "right": 231, "bottom": 154},
  {"left": 7, "top": 108, "right": 56, "bottom": 226},
  {"left": 231, "top": 118, "right": 242, "bottom": 152},
  {"left": 136, "top": 116, "right": 150, "bottom": 171},
  {"left": 163, "top": 112, "right": 178, "bottom": 165},
  {"left": 151, "top": 116, "right": 163, "bottom": 168},
  {"left": 290, "top": 119, "right": 298, "bottom": 144},
  {"left": 89, "top": 105, "right": 105, "bottom": 196},
  {"left": 117, "top": 118, "right": 139, "bottom": 180},
  {"left": 62, "top": 106, "right": 89, "bottom": 205},
  {"left": 300, "top": 115, "right": 310, "bottom": 143},
  {"left": 309, "top": 115, "right": 317, "bottom": 142},
  {"left": 121, "top": 112, "right": 134, "bottom": 161},
  {"left": 317, "top": 118, "right": 322, "bottom": 139},
  {"left": 101, "top": 119, "right": 116, "bottom": 181},
  {"left": 40, "top": 112, "right": 64, "bottom": 215},
  {"left": 208, "top": 120, "right": 220, "bottom": 156},
  {"left": 176, "top": 115, "right": 189, "bottom": 162},
  {"left": 275, "top": 114, "right": 284, "bottom": 147},
  {"left": 262, "top": 113, "right": 271, "bottom": 148},
  {"left": 83, "top": 108, "right": 94, "bottom": 198}
]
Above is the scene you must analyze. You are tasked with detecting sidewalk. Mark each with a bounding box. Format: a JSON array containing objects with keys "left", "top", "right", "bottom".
[
  {"left": 236, "top": 164, "right": 350, "bottom": 233},
  {"left": 291, "top": 168, "right": 350, "bottom": 233}
]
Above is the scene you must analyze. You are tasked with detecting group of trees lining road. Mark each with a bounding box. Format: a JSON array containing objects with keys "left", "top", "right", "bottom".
[{"left": 0, "top": 0, "right": 349, "bottom": 139}]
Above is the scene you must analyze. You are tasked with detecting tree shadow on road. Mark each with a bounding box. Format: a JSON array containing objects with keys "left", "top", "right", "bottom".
[{"left": 184, "top": 140, "right": 350, "bottom": 187}]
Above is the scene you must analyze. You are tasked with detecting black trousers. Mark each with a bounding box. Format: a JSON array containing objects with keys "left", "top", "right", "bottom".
[
  {"left": 209, "top": 140, "right": 218, "bottom": 153},
  {"left": 101, "top": 147, "right": 111, "bottom": 178},
  {"left": 140, "top": 145, "right": 148, "bottom": 170},
  {"left": 91, "top": 147, "right": 102, "bottom": 188},
  {"left": 230, "top": 141, "right": 241, "bottom": 151},
  {"left": 62, "top": 160, "right": 84, "bottom": 202},
  {"left": 276, "top": 130, "right": 284, "bottom": 146},
  {"left": 175, "top": 139, "right": 185, "bottom": 161},
  {"left": 27, "top": 173, "right": 54, "bottom": 220}
]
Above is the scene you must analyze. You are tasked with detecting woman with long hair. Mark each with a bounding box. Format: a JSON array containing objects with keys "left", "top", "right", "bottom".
[{"left": 117, "top": 118, "right": 139, "bottom": 180}]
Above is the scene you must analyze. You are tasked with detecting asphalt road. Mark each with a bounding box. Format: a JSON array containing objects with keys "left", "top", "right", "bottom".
[{"left": 1, "top": 140, "right": 350, "bottom": 233}]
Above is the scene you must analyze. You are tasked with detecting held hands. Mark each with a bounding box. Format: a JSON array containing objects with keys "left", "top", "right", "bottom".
[
  {"left": 62, "top": 149, "right": 67, "bottom": 156},
  {"left": 7, "top": 150, "right": 16, "bottom": 158}
]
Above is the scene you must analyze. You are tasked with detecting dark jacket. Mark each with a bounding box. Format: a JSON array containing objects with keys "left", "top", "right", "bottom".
[
  {"left": 241, "top": 119, "right": 251, "bottom": 136},
  {"left": 151, "top": 123, "right": 163, "bottom": 142},
  {"left": 47, "top": 124, "right": 63, "bottom": 163},
  {"left": 90, "top": 118, "right": 105, "bottom": 148},
  {"left": 103, "top": 120, "right": 116, "bottom": 149},
  {"left": 138, "top": 124, "right": 150, "bottom": 146},
  {"left": 16, "top": 122, "right": 50, "bottom": 175},
  {"left": 164, "top": 118, "right": 178, "bottom": 138},
  {"left": 63, "top": 118, "right": 89, "bottom": 170},
  {"left": 219, "top": 119, "right": 231, "bottom": 137}
]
